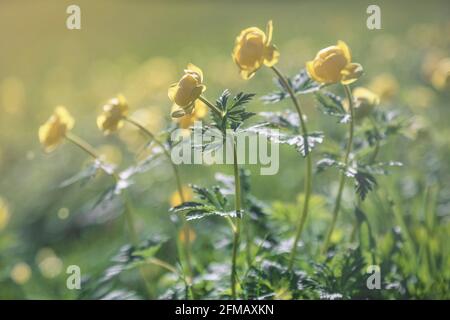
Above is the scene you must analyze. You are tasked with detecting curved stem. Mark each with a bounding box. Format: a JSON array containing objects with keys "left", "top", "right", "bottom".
[
  {"left": 231, "top": 139, "right": 242, "bottom": 299},
  {"left": 64, "top": 132, "right": 152, "bottom": 296},
  {"left": 270, "top": 66, "right": 312, "bottom": 271},
  {"left": 322, "top": 84, "right": 355, "bottom": 253},
  {"left": 123, "top": 117, "right": 195, "bottom": 279},
  {"left": 198, "top": 95, "right": 222, "bottom": 117}
]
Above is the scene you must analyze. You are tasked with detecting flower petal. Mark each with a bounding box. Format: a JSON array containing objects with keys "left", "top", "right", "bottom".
[
  {"left": 337, "top": 40, "right": 352, "bottom": 63},
  {"left": 263, "top": 44, "right": 280, "bottom": 67}
]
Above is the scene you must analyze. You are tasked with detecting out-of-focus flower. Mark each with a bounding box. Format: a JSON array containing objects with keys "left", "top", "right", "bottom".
[
  {"left": 404, "top": 86, "right": 436, "bottom": 110},
  {"left": 36, "top": 248, "right": 63, "bottom": 279},
  {"left": 178, "top": 226, "right": 196, "bottom": 244},
  {"left": 10, "top": 262, "right": 31, "bottom": 285},
  {"left": 347, "top": 87, "right": 380, "bottom": 120},
  {"left": 169, "top": 64, "right": 206, "bottom": 118},
  {"left": 38, "top": 106, "right": 74, "bottom": 153},
  {"left": 0, "top": 77, "right": 25, "bottom": 115},
  {"left": 368, "top": 73, "right": 399, "bottom": 101},
  {"left": 232, "top": 20, "right": 280, "bottom": 80},
  {"left": 306, "top": 41, "right": 363, "bottom": 85},
  {"left": 170, "top": 186, "right": 193, "bottom": 207},
  {"left": 57, "top": 207, "right": 70, "bottom": 220},
  {"left": 173, "top": 100, "right": 208, "bottom": 129},
  {"left": 431, "top": 58, "right": 450, "bottom": 91},
  {"left": 0, "top": 197, "right": 10, "bottom": 231},
  {"left": 97, "top": 95, "right": 129, "bottom": 135}
]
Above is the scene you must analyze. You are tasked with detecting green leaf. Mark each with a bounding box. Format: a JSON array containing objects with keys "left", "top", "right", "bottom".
[
  {"left": 170, "top": 201, "right": 237, "bottom": 221},
  {"left": 257, "top": 110, "right": 300, "bottom": 131},
  {"left": 245, "top": 125, "right": 324, "bottom": 157},
  {"left": 261, "top": 69, "right": 322, "bottom": 104},
  {"left": 315, "top": 91, "right": 350, "bottom": 123},
  {"left": 354, "top": 171, "right": 377, "bottom": 200}
]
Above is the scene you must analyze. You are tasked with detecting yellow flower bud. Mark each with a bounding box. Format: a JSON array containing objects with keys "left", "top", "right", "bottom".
[
  {"left": 0, "top": 197, "right": 10, "bottom": 231},
  {"left": 10, "top": 262, "right": 31, "bottom": 285},
  {"left": 306, "top": 41, "right": 363, "bottom": 85},
  {"left": 97, "top": 95, "right": 129, "bottom": 135},
  {"left": 173, "top": 100, "right": 208, "bottom": 129},
  {"left": 368, "top": 73, "right": 399, "bottom": 101},
  {"left": 232, "top": 20, "right": 280, "bottom": 80},
  {"left": 38, "top": 106, "right": 74, "bottom": 153},
  {"left": 431, "top": 58, "right": 450, "bottom": 91},
  {"left": 349, "top": 87, "right": 380, "bottom": 120},
  {"left": 170, "top": 186, "right": 193, "bottom": 207},
  {"left": 169, "top": 64, "right": 206, "bottom": 118}
]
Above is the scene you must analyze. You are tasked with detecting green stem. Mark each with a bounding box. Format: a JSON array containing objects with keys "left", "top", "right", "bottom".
[
  {"left": 322, "top": 84, "right": 355, "bottom": 254},
  {"left": 64, "top": 132, "right": 152, "bottom": 297},
  {"left": 198, "top": 95, "right": 223, "bottom": 117},
  {"left": 231, "top": 139, "right": 242, "bottom": 299},
  {"left": 123, "top": 117, "right": 195, "bottom": 289},
  {"left": 271, "top": 66, "right": 312, "bottom": 271},
  {"left": 369, "top": 116, "right": 381, "bottom": 164}
]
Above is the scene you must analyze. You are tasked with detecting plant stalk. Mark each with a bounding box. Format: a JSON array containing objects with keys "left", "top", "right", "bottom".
[
  {"left": 231, "top": 139, "right": 242, "bottom": 299},
  {"left": 124, "top": 117, "right": 194, "bottom": 280},
  {"left": 270, "top": 66, "right": 312, "bottom": 271},
  {"left": 64, "top": 132, "right": 152, "bottom": 297},
  {"left": 322, "top": 84, "right": 355, "bottom": 253}
]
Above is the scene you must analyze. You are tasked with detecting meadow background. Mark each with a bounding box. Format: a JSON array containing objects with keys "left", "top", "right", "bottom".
[{"left": 0, "top": 0, "right": 449, "bottom": 299}]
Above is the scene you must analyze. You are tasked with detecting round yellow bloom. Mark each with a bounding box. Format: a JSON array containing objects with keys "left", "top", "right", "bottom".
[
  {"left": 306, "top": 41, "right": 363, "bottom": 85},
  {"left": 0, "top": 197, "right": 10, "bottom": 231},
  {"left": 368, "top": 73, "right": 399, "bottom": 101},
  {"left": 97, "top": 95, "right": 129, "bottom": 135},
  {"left": 173, "top": 100, "right": 208, "bottom": 129},
  {"left": 232, "top": 20, "right": 280, "bottom": 80},
  {"left": 170, "top": 186, "right": 193, "bottom": 207},
  {"left": 431, "top": 58, "right": 450, "bottom": 91},
  {"left": 349, "top": 87, "right": 380, "bottom": 120},
  {"left": 38, "top": 106, "right": 74, "bottom": 153},
  {"left": 169, "top": 64, "right": 206, "bottom": 118},
  {"left": 10, "top": 262, "right": 31, "bottom": 285}
]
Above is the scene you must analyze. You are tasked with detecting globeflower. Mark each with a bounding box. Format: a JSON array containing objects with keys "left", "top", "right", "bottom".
[
  {"left": 232, "top": 20, "right": 279, "bottom": 79},
  {"left": 169, "top": 64, "right": 206, "bottom": 118},
  {"left": 348, "top": 87, "right": 380, "bottom": 120},
  {"left": 97, "top": 95, "right": 129, "bottom": 135},
  {"left": 173, "top": 100, "right": 208, "bottom": 129},
  {"left": 38, "top": 106, "right": 75, "bottom": 153},
  {"left": 306, "top": 41, "right": 363, "bottom": 84}
]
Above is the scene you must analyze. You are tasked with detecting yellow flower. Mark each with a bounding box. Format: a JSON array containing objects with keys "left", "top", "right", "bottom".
[
  {"left": 306, "top": 41, "right": 363, "bottom": 85},
  {"left": 170, "top": 186, "right": 193, "bottom": 207},
  {"left": 38, "top": 106, "right": 74, "bottom": 153},
  {"left": 173, "top": 100, "right": 208, "bottom": 129},
  {"left": 10, "top": 262, "right": 31, "bottom": 285},
  {"left": 0, "top": 197, "right": 10, "bottom": 231},
  {"left": 349, "top": 87, "right": 380, "bottom": 120},
  {"left": 232, "top": 20, "right": 279, "bottom": 80},
  {"left": 97, "top": 95, "right": 129, "bottom": 135},
  {"left": 168, "top": 64, "right": 206, "bottom": 118},
  {"left": 431, "top": 58, "right": 450, "bottom": 91},
  {"left": 368, "top": 73, "right": 399, "bottom": 101}
]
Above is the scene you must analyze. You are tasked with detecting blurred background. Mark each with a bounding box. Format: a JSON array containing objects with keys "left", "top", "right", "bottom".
[{"left": 0, "top": 0, "right": 449, "bottom": 299}]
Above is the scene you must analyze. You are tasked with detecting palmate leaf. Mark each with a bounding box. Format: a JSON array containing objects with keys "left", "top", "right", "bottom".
[
  {"left": 214, "top": 90, "right": 256, "bottom": 131},
  {"left": 315, "top": 91, "right": 350, "bottom": 123},
  {"left": 317, "top": 158, "right": 402, "bottom": 200},
  {"left": 261, "top": 69, "right": 322, "bottom": 103},
  {"left": 245, "top": 125, "right": 324, "bottom": 157}
]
